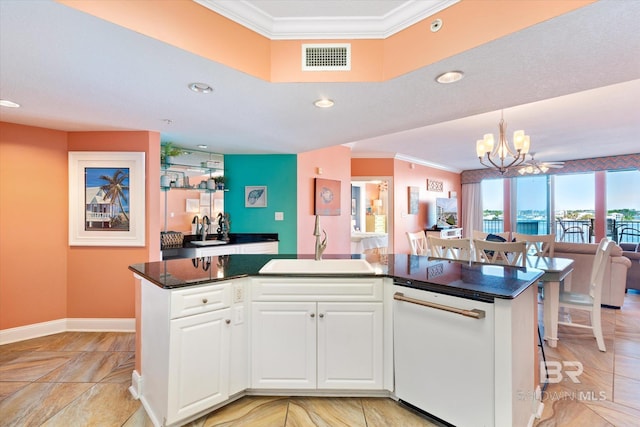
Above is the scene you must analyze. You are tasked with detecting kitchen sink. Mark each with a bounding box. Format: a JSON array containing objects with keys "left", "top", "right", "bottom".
[
  {"left": 190, "top": 240, "right": 228, "bottom": 246},
  {"left": 259, "top": 258, "right": 375, "bottom": 274}
]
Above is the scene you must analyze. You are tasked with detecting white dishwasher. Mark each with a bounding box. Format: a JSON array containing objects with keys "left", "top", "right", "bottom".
[{"left": 393, "top": 285, "right": 496, "bottom": 427}]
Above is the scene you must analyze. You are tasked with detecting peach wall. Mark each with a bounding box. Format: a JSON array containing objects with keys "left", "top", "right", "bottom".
[
  {"left": 352, "top": 157, "right": 461, "bottom": 254},
  {"left": 297, "top": 146, "right": 352, "bottom": 255},
  {"left": 59, "top": 0, "right": 595, "bottom": 83},
  {"left": 163, "top": 187, "right": 224, "bottom": 233},
  {"left": 0, "top": 123, "right": 69, "bottom": 330},
  {"left": 67, "top": 131, "right": 160, "bottom": 318},
  {"left": 392, "top": 159, "right": 461, "bottom": 254}
]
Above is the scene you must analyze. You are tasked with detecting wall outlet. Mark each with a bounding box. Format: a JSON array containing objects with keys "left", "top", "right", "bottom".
[
  {"left": 233, "top": 306, "right": 244, "bottom": 325},
  {"left": 275, "top": 212, "right": 284, "bottom": 221},
  {"left": 233, "top": 283, "right": 243, "bottom": 303}
]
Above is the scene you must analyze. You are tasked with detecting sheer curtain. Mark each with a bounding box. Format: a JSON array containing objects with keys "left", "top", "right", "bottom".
[{"left": 462, "top": 183, "right": 482, "bottom": 239}]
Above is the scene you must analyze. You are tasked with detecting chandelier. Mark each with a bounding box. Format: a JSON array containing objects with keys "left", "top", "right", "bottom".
[{"left": 476, "top": 111, "right": 530, "bottom": 174}]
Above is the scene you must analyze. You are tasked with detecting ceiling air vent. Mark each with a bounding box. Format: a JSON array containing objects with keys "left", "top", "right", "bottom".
[{"left": 302, "top": 43, "right": 351, "bottom": 71}]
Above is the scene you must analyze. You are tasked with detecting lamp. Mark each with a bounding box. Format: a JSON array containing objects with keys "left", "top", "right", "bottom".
[{"left": 476, "top": 111, "right": 530, "bottom": 174}]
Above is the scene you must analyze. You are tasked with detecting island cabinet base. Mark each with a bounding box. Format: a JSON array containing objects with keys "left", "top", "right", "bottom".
[{"left": 393, "top": 284, "right": 538, "bottom": 427}]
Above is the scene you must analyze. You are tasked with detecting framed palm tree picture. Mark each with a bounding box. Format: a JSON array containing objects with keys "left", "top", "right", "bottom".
[{"left": 69, "top": 151, "right": 145, "bottom": 246}]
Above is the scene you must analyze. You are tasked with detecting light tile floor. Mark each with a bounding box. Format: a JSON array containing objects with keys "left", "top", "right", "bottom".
[{"left": 1, "top": 292, "right": 638, "bottom": 426}]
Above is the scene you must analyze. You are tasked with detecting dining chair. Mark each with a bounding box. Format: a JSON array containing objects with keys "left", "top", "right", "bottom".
[
  {"left": 557, "top": 219, "right": 585, "bottom": 242},
  {"left": 406, "top": 230, "right": 428, "bottom": 255},
  {"left": 557, "top": 238, "right": 614, "bottom": 352},
  {"left": 513, "top": 233, "right": 556, "bottom": 299},
  {"left": 473, "top": 239, "right": 527, "bottom": 267},
  {"left": 618, "top": 226, "right": 640, "bottom": 244},
  {"left": 427, "top": 236, "right": 472, "bottom": 261},
  {"left": 472, "top": 230, "right": 511, "bottom": 241},
  {"left": 512, "top": 232, "right": 556, "bottom": 257}
]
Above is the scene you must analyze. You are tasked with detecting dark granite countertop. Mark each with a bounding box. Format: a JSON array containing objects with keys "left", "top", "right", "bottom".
[
  {"left": 129, "top": 254, "right": 543, "bottom": 302},
  {"left": 181, "top": 233, "right": 278, "bottom": 248}
]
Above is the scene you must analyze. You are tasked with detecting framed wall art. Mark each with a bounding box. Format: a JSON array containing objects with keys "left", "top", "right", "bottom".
[
  {"left": 315, "top": 178, "right": 341, "bottom": 216},
  {"left": 245, "top": 186, "right": 267, "bottom": 207},
  {"left": 68, "top": 151, "right": 145, "bottom": 246},
  {"left": 408, "top": 186, "right": 419, "bottom": 215},
  {"left": 427, "top": 179, "right": 444, "bottom": 192}
]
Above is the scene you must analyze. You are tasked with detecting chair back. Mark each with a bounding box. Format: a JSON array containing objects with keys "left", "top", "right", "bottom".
[
  {"left": 473, "top": 239, "right": 527, "bottom": 267},
  {"left": 472, "top": 230, "right": 511, "bottom": 241},
  {"left": 428, "top": 236, "right": 472, "bottom": 261},
  {"left": 406, "top": 231, "right": 428, "bottom": 255},
  {"left": 589, "top": 238, "right": 615, "bottom": 302},
  {"left": 512, "top": 233, "right": 556, "bottom": 257}
]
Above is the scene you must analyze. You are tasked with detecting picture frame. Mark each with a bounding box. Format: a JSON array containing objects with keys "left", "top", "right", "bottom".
[
  {"left": 68, "top": 151, "right": 145, "bottom": 246},
  {"left": 408, "top": 186, "right": 419, "bottom": 215},
  {"left": 315, "top": 178, "right": 341, "bottom": 216},
  {"left": 427, "top": 179, "right": 444, "bottom": 192},
  {"left": 186, "top": 199, "right": 200, "bottom": 213},
  {"left": 245, "top": 185, "right": 267, "bottom": 207}
]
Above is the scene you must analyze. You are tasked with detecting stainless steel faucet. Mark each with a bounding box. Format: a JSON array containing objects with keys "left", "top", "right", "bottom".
[
  {"left": 313, "top": 215, "right": 327, "bottom": 260},
  {"left": 200, "top": 216, "right": 210, "bottom": 241}
]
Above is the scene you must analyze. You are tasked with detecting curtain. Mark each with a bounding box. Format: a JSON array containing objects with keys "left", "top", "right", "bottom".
[{"left": 462, "top": 183, "right": 482, "bottom": 239}]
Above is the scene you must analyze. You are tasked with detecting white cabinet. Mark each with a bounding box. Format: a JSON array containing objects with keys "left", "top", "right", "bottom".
[
  {"left": 178, "top": 240, "right": 278, "bottom": 259},
  {"left": 250, "top": 277, "right": 384, "bottom": 391},
  {"left": 317, "top": 302, "right": 383, "bottom": 389},
  {"left": 140, "top": 280, "right": 243, "bottom": 427},
  {"left": 168, "top": 308, "right": 230, "bottom": 421},
  {"left": 251, "top": 301, "right": 317, "bottom": 389}
]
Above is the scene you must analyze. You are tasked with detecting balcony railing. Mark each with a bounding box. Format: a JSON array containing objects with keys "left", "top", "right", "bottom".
[{"left": 481, "top": 219, "right": 640, "bottom": 244}]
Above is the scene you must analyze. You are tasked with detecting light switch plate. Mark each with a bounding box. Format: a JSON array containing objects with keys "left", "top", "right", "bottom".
[{"left": 275, "top": 212, "right": 284, "bottom": 221}]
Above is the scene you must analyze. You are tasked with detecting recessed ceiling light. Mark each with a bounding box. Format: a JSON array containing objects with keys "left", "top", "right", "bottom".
[
  {"left": 0, "top": 99, "right": 20, "bottom": 108},
  {"left": 197, "top": 144, "right": 208, "bottom": 149},
  {"left": 314, "top": 98, "right": 334, "bottom": 108},
  {"left": 435, "top": 71, "right": 464, "bottom": 84},
  {"left": 188, "top": 82, "right": 213, "bottom": 93}
]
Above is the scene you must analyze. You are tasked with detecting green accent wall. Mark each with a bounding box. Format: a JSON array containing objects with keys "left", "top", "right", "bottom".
[{"left": 224, "top": 155, "right": 297, "bottom": 254}]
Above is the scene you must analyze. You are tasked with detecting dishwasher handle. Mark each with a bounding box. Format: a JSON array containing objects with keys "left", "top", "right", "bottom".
[{"left": 393, "top": 292, "right": 485, "bottom": 319}]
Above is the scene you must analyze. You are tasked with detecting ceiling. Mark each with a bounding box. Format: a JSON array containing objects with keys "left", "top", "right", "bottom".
[{"left": 1, "top": 0, "right": 639, "bottom": 172}]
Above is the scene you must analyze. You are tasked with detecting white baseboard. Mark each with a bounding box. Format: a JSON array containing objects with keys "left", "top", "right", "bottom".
[
  {"left": 0, "top": 318, "right": 135, "bottom": 345},
  {"left": 0, "top": 319, "right": 67, "bottom": 345},
  {"left": 129, "top": 370, "right": 142, "bottom": 399},
  {"left": 66, "top": 318, "right": 135, "bottom": 332}
]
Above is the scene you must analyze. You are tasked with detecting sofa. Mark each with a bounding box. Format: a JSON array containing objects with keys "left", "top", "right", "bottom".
[
  {"left": 554, "top": 242, "right": 632, "bottom": 308},
  {"left": 619, "top": 243, "right": 640, "bottom": 291}
]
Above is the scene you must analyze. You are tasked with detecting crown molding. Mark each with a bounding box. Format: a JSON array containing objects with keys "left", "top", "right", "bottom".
[
  {"left": 194, "top": 0, "right": 459, "bottom": 40},
  {"left": 350, "top": 150, "right": 462, "bottom": 173}
]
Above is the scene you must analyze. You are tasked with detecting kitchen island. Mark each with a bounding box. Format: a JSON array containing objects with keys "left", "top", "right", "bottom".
[{"left": 130, "top": 254, "right": 543, "bottom": 427}]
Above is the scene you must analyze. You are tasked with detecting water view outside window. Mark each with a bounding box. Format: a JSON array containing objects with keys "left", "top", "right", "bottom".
[
  {"left": 516, "top": 175, "right": 549, "bottom": 235},
  {"left": 482, "top": 179, "right": 504, "bottom": 233},
  {"left": 554, "top": 173, "right": 594, "bottom": 242},
  {"left": 481, "top": 170, "right": 639, "bottom": 243},
  {"left": 606, "top": 170, "right": 640, "bottom": 243}
]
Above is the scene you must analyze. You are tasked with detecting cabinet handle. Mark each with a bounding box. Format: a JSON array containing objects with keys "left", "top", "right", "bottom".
[
  {"left": 202, "top": 298, "right": 208, "bottom": 304},
  {"left": 319, "top": 313, "right": 324, "bottom": 318},
  {"left": 310, "top": 313, "right": 315, "bottom": 318},
  {"left": 225, "top": 319, "right": 231, "bottom": 324},
  {"left": 393, "top": 292, "right": 485, "bottom": 319}
]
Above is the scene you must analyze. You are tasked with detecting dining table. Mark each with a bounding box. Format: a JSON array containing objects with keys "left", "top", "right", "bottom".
[{"left": 526, "top": 255, "right": 575, "bottom": 348}]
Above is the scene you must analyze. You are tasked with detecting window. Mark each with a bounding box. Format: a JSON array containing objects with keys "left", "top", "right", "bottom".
[
  {"left": 481, "top": 179, "right": 504, "bottom": 233},
  {"left": 515, "top": 175, "right": 549, "bottom": 235},
  {"left": 554, "top": 173, "right": 594, "bottom": 242},
  {"left": 607, "top": 170, "right": 640, "bottom": 243}
]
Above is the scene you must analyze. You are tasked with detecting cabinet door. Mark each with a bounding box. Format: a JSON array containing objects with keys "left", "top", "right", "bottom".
[
  {"left": 317, "top": 302, "right": 383, "bottom": 389},
  {"left": 167, "top": 308, "right": 231, "bottom": 424},
  {"left": 251, "top": 301, "right": 316, "bottom": 389}
]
